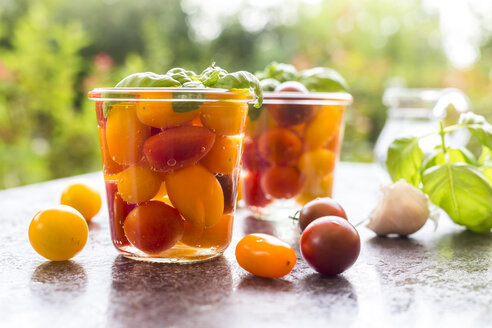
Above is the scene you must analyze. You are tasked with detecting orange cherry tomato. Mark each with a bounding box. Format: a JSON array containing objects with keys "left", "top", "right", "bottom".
[
  {"left": 106, "top": 103, "right": 151, "bottom": 165},
  {"left": 235, "top": 233, "right": 296, "bottom": 278},
  {"left": 200, "top": 135, "right": 242, "bottom": 175},
  {"left": 260, "top": 165, "right": 303, "bottom": 199},
  {"left": 143, "top": 126, "right": 216, "bottom": 172},
  {"left": 298, "top": 149, "right": 336, "bottom": 178},
  {"left": 257, "top": 127, "right": 303, "bottom": 165},
  {"left": 296, "top": 174, "right": 334, "bottom": 205},
  {"left": 117, "top": 165, "right": 161, "bottom": 204},
  {"left": 180, "top": 214, "right": 233, "bottom": 249},
  {"left": 200, "top": 101, "right": 247, "bottom": 136},
  {"left": 136, "top": 92, "right": 198, "bottom": 129},
  {"left": 165, "top": 165, "right": 224, "bottom": 228},
  {"left": 303, "top": 106, "right": 343, "bottom": 150},
  {"left": 98, "top": 126, "right": 125, "bottom": 176},
  {"left": 124, "top": 201, "right": 184, "bottom": 254}
]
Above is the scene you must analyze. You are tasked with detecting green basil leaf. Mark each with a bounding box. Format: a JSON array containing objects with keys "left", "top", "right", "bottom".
[
  {"left": 248, "top": 103, "right": 265, "bottom": 121},
  {"left": 182, "top": 81, "right": 205, "bottom": 88},
  {"left": 478, "top": 146, "right": 492, "bottom": 166},
  {"left": 262, "top": 62, "right": 298, "bottom": 82},
  {"left": 386, "top": 136, "right": 423, "bottom": 187},
  {"left": 298, "top": 67, "right": 349, "bottom": 92},
  {"left": 199, "top": 66, "right": 228, "bottom": 86},
  {"left": 212, "top": 71, "right": 263, "bottom": 108},
  {"left": 260, "top": 78, "right": 280, "bottom": 91},
  {"left": 458, "top": 112, "right": 492, "bottom": 149},
  {"left": 166, "top": 67, "right": 197, "bottom": 84},
  {"left": 483, "top": 166, "right": 492, "bottom": 185},
  {"left": 172, "top": 91, "right": 205, "bottom": 113},
  {"left": 423, "top": 163, "right": 492, "bottom": 232},
  {"left": 115, "top": 72, "right": 181, "bottom": 88},
  {"left": 423, "top": 147, "right": 476, "bottom": 171}
]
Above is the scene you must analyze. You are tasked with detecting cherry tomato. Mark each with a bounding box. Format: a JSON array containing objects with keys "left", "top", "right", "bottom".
[
  {"left": 200, "top": 135, "right": 241, "bottom": 175},
  {"left": 143, "top": 126, "right": 216, "bottom": 172},
  {"left": 165, "top": 164, "right": 224, "bottom": 228},
  {"left": 106, "top": 103, "right": 151, "bottom": 165},
  {"left": 258, "top": 127, "right": 303, "bottom": 165},
  {"left": 136, "top": 93, "right": 198, "bottom": 129},
  {"left": 298, "top": 197, "right": 347, "bottom": 231},
  {"left": 242, "top": 172, "right": 272, "bottom": 208},
  {"left": 242, "top": 137, "right": 270, "bottom": 173},
  {"left": 235, "top": 233, "right": 296, "bottom": 278},
  {"left": 180, "top": 214, "right": 233, "bottom": 249},
  {"left": 296, "top": 174, "right": 335, "bottom": 206},
  {"left": 124, "top": 201, "right": 184, "bottom": 254},
  {"left": 267, "top": 81, "right": 315, "bottom": 126},
  {"left": 200, "top": 101, "right": 248, "bottom": 136},
  {"left": 303, "top": 106, "right": 343, "bottom": 150},
  {"left": 300, "top": 216, "right": 360, "bottom": 275},
  {"left": 216, "top": 174, "right": 237, "bottom": 214},
  {"left": 298, "top": 149, "right": 336, "bottom": 178},
  {"left": 117, "top": 165, "right": 161, "bottom": 204},
  {"left": 60, "top": 182, "right": 101, "bottom": 221},
  {"left": 98, "top": 126, "right": 126, "bottom": 176},
  {"left": 29, "top": 205, "right": 88, "bottom": 261},
  {"left": 261, "top": 165, "right": 303, "bottom": 199},
  {"left": 105, "top": 181, "right": 134, "bottom": 247}
]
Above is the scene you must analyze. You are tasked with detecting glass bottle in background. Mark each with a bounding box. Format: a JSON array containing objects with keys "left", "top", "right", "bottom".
[{"left": 374, "top": 88, "right": 471, "bottom": 167}]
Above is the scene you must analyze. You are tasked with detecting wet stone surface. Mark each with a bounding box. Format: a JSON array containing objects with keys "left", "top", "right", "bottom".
[{"left": 0, "top": 163, "right": 491, "bottom": 327}]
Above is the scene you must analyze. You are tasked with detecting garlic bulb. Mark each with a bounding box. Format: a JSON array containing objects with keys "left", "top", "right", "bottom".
[{"left": 367, "top": 179, "right": 430, "bottom": 236}]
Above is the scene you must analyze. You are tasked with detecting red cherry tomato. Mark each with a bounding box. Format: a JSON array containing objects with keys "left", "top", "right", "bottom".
[
  {"left": 260, "top": 165, "right": 303, "bottom": 199},
  {"left": 257, "top": 127, "right": 303, "bottom": 165},
  {"left": 298, "top": 197, "right": 347, "bottom": 231},
  {"left": 236, "top": 233, "right": 296, "bottom": 278},
  {"left": 124, "top": 201, "right": 184, "bottom": 254},
  {"left": 300, "top": 216, "right": 360, "bottom": 276},
  {"left": 143, "top": 126, "right": 216, "bottom": 171},
  {"left": 242, "top": 137, "right": 270, "bottom": 173},
  {"left": 268, "top": 81, "right": 315, "bottom": 126},
  {"left": 242, "top": 172, "right": 272, "bottom": 208}
]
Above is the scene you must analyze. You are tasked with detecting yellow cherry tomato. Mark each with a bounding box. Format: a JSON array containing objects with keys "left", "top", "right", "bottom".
[
  {"left": 303, "top": 106, "right": 343, "bottom": 150},
  {"left": 117, "top": 165, "right": 161, "bottom": 204},
  {"left": 60, "top": 182, "right": 101, "bottom": 221},
  {"left": 166, "top": 165, "right": 224, "bottom": 228},
  {"left": 136, "top": 92, "right": 198, "bottom": 128},
  {"left": 180, "top": 214, "right": 233, "bottom": 249},
  {"left": 298, "top": 149, "right": 336, "bottom": 178},
  {"left": 29, "top": 205, "right": 88, "bottom": 261},
  {"left": 106, "top": 103, "right": 151, "bottom": 165},
  {"left": 200, "top": 102, "right": 247, "bottom": 136},
  {"left": 296, "top": 174, "right": 334, "bottom": 205},
  {"left": 200, "top": 135, "right": 242, "bottom": 175}
]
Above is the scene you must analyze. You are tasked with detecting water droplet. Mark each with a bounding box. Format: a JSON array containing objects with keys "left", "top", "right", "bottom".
[
  {"left": 216, "top": 173, "right": 224, "bottom": 177},
  {"left": 167, "top": 158, "right": 177, "bottom": 167},
  {"left": 201, "top": 147, "right": 206, "bottom": 152},
  {"left": 221, "top": 146, "right": 226, "bottom": 150}
]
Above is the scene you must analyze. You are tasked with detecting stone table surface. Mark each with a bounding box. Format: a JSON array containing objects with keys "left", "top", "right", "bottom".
[{"left": 0, "top": 162, "right": 491, "bottom": 328}]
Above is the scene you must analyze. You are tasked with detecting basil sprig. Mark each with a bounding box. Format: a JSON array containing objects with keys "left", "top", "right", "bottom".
[{"left": 386, "top": 113, "right": 492, "bottom": 232}]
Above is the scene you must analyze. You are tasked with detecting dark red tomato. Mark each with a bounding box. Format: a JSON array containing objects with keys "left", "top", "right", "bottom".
[
  {"left": 298, "top": 197, "right": 347, "bottom": 231},
  {"left": 260, "top": 165, "right": 303, "bottom": 199},
  {"left": 105, "top": 181, "right": 135, "bottom": 247},
  {"left": 257, "top": 127, "right": 303, "bottom": 165},
  {"left": 242, "top": 172, "right": 272, "bottom": 208},
  {"left": 143, "top": 126, "right": 215, "bottom": 171},
  {"left": 300, "top": 216, "right": 360, "bottom": 276},
  {"left": 268, "top": 81, "right": 315, "bottom": 126},
  {"left": 216, "top": 174, "right": 236, "bottom": 214},
  {"left": 124, "top": 201, "right": 184, "bottom": 254},
  {"left": 242, "top": 137, "right": 270, "bottom": 173}
]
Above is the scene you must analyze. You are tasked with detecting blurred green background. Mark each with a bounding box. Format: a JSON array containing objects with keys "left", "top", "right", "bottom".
[{"left": 0, "top": 0, "right": 491, "bottom": 188}]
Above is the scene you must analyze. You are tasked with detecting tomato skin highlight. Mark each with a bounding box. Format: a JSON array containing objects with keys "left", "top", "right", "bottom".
[
  {"left": 235, "top": 233, "right": 296, "bottom": 278},
  {"left": 123, "top": 201, "right": 184, "bottom": 254},
  {"left": 300, "top": 216, "right": 360, "bottom": 276},
  {"left": 298, "top": 197, "right": 347, "bottom": 231}
]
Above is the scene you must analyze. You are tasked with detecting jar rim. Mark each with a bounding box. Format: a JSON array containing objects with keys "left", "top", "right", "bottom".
[{"left": 262, "top": 91, "right": 352, "bottom": 105}]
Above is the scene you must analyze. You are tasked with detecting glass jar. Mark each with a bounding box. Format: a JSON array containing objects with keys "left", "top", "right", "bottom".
[
  {"left": 240, "top": 91, "right": 352, "bottom": 219},
  {"left": 88, "top": 88, "right": 253, "bottom": 262},
  {"left": 374, "top": 88, "right": 471, "bottom": 166}
]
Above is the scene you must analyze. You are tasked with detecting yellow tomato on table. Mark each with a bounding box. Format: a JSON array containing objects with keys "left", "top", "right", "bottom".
[{"left": 60, "top": 182, "right": 101, "bottom": 221}]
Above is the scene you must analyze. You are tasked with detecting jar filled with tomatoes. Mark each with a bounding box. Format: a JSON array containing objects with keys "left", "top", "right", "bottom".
[
  {"left": 89, "top": 67, "right": 261, "bottom": 262},
  {"left": 241, "top": 64, "right": 352, "bottom": 219}
]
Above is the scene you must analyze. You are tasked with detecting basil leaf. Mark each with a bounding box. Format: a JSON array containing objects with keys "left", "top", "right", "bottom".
[
  {"left": 386, "top": 136, "right": 423, "bottom": 187},
  {"left": 172, "top": 91, "right": 205, "bottom": 113},
  {"left": 423, "top": 163, "right": 492, "bottom": 232},
  {"left": 199, "top": 66, "right": 228, "bottom": 86},
  {"left": 102, "top": 93, "right": 137, "bottom": 118},
  {"left": 115, "top": 72, "right": 181, "bottom": 88},
  {"left": 423, "top": 147, "right": 476, "bottom": 171},
  {"left": 248, "top": 103, "right": 265, "bottom": 121},
  {"left": 182, "top": 81, "right": 205, "bottom": 88},
  {"left": 483, "top": 166, "right": 492, "bottom": 185},
  {"left": 263, "top": 62, "right": 298, "bottom": 82},
  {"left": 299, "top": 67, "right": 349, "bottom": 92},
  {"left": 260, "top": 78, "right": 280, "bottom": 91},
  {"left": 166, "top": 67, "right": 197, "bottom": 84},
  {"left": 458, "top": 112, "right": 492, "bottom": 149},
  {"left": 212, "top": 71, "right": 263, "bottom": 108}
]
